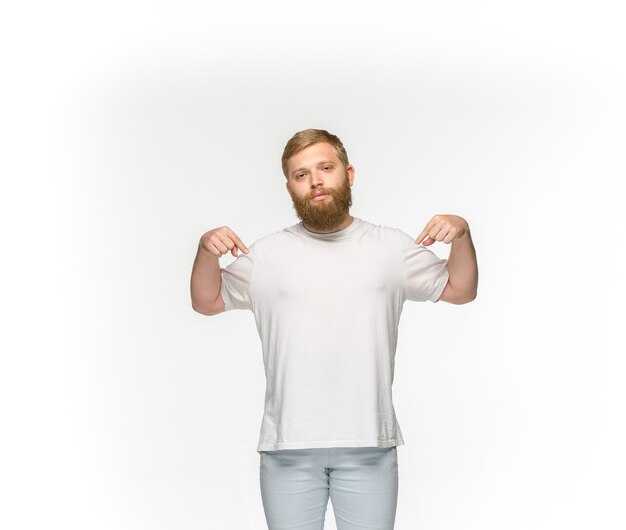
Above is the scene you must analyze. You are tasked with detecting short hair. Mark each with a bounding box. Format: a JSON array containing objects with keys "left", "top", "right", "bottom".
[{"left": 281, "top": 129, "right": 350, "bottom": 179}]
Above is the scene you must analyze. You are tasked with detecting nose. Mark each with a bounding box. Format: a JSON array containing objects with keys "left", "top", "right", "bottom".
[{"left": 310, "top": 169, "right": 324, "bottom": 188}]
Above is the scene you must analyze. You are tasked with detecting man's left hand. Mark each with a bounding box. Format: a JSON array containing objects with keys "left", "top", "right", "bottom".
[{"left": 415, "top": 214, "right": 470, "bottom": 246}]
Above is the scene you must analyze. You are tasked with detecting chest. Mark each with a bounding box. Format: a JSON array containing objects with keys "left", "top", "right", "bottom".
[{"left": 251, "top": 243, "right": 402, "bottom": 308}]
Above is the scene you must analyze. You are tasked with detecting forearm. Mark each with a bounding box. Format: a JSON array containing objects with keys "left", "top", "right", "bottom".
[
  {"left": 447, "top": 231, "right": 478, "bottom": 300},
  {"left": 190, "top": 243, "right": 222, "bottom": 312}
]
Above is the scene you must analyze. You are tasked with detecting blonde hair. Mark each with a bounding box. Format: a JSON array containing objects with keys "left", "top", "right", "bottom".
[{"left": 281, "top": 129, "right": 349, "bottom": 179}]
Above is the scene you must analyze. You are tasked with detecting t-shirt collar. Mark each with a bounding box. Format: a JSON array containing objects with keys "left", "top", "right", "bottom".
[{"left": 297, "top": 216, "right": 362, "bottom": 240}]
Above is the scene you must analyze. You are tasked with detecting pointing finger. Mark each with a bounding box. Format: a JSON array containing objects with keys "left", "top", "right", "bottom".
[
  {"left": 226, "top": 228, "right": 249, "bottom": 254},
  {"left": 415, "top": 224, "right": 432, "bottom": 245},
  {"left": 234, "top": 236, "right": 249, "bottom": 254},
  {"left": 416, "top": 217, "right": 437, "bottom": 245},
  {"left": 237, "top": 238, "right": 250, "bottom": 254}
]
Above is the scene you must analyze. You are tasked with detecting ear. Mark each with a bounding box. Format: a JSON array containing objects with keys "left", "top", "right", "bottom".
[
  {"left": 285, "top": 181, "right": 292, "bottom": 195},
  {"left": 346, "top": 164, "right": 355, "bottom": 186}
]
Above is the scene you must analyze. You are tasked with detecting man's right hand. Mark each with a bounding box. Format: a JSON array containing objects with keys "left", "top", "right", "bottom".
[{"left": 199, "top": 226, "right": 249, "bottom": 258}]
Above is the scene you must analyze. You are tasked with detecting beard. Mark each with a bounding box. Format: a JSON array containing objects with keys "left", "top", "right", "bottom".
[{"left": 289, "top": 173, "right": 353, "bottom": 232}]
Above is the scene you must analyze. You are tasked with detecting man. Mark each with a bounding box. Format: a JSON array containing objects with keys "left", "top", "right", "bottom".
[{"left": 190, "top": 129, "right": 478, "bottom": 530}]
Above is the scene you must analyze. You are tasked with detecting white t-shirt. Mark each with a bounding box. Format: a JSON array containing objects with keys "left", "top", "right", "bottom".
[{"left": 219, "top": 216, "right": 449, "bottom": 453}]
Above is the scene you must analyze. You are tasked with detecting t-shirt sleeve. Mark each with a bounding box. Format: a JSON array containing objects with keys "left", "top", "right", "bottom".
[
  {"left": 399, "top": 230, "right": 449, "bottom": 303},
  {"left": 219, "top": 246, "right": 255, "bottom": 311}
]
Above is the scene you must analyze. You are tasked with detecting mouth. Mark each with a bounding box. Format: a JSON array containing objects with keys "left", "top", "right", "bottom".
[{"left": 312, "top": 193, "right": 329, "bottom": 201}]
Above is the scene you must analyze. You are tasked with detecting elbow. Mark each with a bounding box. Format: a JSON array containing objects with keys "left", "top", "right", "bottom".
[
  {"left": 192, "top": 303, "right": 211, "bottom": 315},
  {"left": 447, "top": 289, "right": 477, "bottom": 305},
  {"left": 462, "top": 290, "right": 478, "bottom": 304},
  {"left": 439, "top": 283, "right": 477, "bottom": 305},
  {"left": 191, "top": 288, "right": 225, "bottom": 315},
  {"left": 191, "top": 301, "right": 221, "bottom": 316}
]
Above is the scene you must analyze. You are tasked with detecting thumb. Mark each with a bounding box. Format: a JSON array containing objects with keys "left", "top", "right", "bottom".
[{"left": 231, "top": 247, "right": 238, "bottom": 257}]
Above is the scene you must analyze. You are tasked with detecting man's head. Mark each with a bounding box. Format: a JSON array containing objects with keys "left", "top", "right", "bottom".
[{"left": 282, "top": 129, "right": 355, "bottom": 232}]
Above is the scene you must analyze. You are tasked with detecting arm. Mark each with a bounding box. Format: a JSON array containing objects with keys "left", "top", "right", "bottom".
[
  {"left": 190, "top": 226, "right": 249, "bottom": 316},
  {"left": 190, "top": 244, "right": 225, "bottom": 315},
  {"left": 438, "top": 231, "right": 478, "bottom": 304},
  {"left": 415, "top": 214, "right": 478, "bottom": 305}
]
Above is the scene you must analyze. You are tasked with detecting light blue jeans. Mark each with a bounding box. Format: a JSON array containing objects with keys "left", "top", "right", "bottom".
[{"left": 259, "top": 446, "right": 398, "bottom": 530}]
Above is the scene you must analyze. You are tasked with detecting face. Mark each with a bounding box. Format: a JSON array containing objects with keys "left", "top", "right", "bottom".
[{"left": 285, "top": 142, "right": 355, "bottom": 231}]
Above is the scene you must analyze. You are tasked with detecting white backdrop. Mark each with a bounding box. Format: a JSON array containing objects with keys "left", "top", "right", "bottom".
[{"left": 1, "top": 1, "right": 624, "bottom": 529}]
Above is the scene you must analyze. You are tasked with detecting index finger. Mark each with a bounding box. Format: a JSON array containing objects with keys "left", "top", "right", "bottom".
[
  {"left": 227, "top": 228, "right": 249, "bottom": 254},
  {"left": 415, "top": 220, "right": 434, "bottom": 245}
]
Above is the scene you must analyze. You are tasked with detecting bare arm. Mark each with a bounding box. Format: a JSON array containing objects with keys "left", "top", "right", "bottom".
[
  {"left": 438, "top": 231, "right": 478, "bottom": 304},
  {"left": 190, "top": 245, "right": 224, "bottom": 315},
  {"left": 415, "top": 214, "right": 478, "bottom": 305},
  {"left": 190, "top": 226, "right": 249, "bottom": 316}
]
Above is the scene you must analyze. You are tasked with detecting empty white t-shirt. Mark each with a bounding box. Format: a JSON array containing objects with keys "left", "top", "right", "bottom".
[{"left": 219, "top": 216, "right": 449, "bottom": 452}]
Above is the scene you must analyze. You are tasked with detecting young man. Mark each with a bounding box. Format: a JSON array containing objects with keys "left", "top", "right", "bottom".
[{"left": 190, "top": 129, "right": 478, "bottom": 530}]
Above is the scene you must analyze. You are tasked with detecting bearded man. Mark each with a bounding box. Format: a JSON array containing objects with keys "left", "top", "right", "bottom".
[{"left": 190, "top": 128, "right": 479, "bottom": 530}]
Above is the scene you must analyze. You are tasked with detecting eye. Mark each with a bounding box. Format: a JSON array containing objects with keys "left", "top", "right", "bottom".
[{"left": 323, "top": 166, "right": 331, "bottom": 170}]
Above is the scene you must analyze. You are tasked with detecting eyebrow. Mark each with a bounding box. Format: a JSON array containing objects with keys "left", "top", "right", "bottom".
[{"left": 291, "top": 160, "right": 336, "bottom": 176}]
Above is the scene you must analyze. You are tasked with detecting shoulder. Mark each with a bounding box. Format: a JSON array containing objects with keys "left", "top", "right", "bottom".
[
  {"left": 359, "top": 221, "right": 437, "bottom": 257},
  {"left": 358, "top": 219, "right": 410, "bottom": 246},
  {"left": 246, "top": 224, "right": 301, "bottom": 256}
]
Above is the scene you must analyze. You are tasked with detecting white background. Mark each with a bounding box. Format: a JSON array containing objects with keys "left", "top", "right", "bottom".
[{"left": 1, "top": 1, "right": 624, "bottom": 529}]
